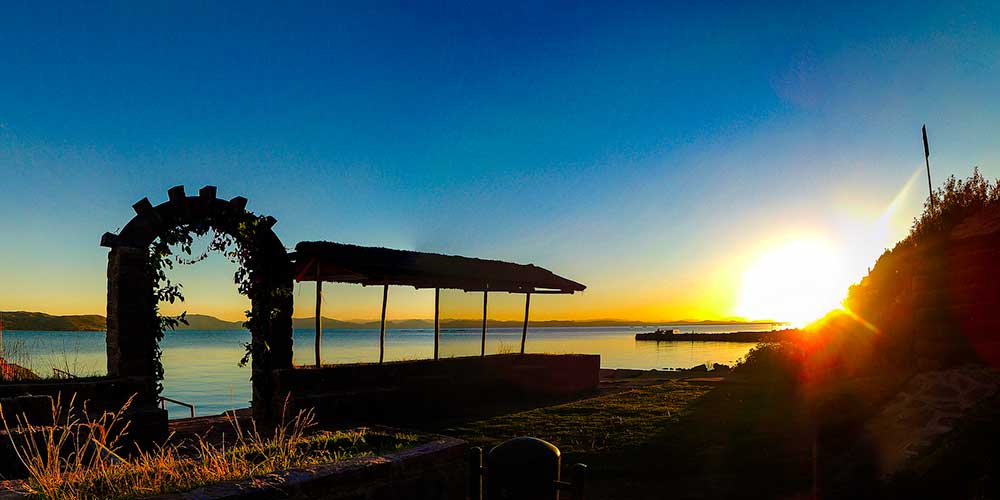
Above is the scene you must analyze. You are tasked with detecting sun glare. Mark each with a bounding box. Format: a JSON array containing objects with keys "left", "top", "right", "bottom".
[{"left": 736, "top": 238, "right": 847, "bottom": 326}]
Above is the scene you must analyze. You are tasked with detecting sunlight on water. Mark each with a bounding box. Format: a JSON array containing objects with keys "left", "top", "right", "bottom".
[{"left": 6, "top": 324, "right": 772, "bottom": 419}]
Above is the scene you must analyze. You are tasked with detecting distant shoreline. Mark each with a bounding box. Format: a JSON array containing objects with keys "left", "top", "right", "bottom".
[
  {"left": 635, "top": 329, "right": 798, "bottom": 342},
  {"left": 1, "top": 311, "right": 784, "bottom": 332}
]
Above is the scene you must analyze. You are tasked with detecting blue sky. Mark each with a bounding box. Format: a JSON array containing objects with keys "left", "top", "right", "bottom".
[{"left": 1, "top": 1, "right": 998, "bottom": 322}]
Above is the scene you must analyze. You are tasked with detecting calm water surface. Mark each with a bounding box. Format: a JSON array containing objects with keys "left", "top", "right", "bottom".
[{"left": 4, "top": 324, "right": 775, "bottom": 419}]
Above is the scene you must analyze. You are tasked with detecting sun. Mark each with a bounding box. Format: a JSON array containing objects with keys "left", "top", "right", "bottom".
[{"left": 736, "top": 238, "right": 847, "bottom": 326}]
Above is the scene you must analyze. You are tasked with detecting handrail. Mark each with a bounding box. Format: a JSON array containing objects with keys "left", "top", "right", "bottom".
[
  {"left": 159, "top": 396, "right": 196, "bottom": 418},
  {"left": 52, "top": 368, "right": 77, "bottom": 379}
]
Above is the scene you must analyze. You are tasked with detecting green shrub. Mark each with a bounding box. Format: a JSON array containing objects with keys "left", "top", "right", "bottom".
[{"left": 734, "top": 342, "right": 804, "bottom": 385}]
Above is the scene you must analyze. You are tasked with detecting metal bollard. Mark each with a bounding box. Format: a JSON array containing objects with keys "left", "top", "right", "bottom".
[
  {"left": 486, "top": 437, "right": 561, "bottom": 500},
  {"left": 471, "top": 437, "right": 587, "bottom": 500}
]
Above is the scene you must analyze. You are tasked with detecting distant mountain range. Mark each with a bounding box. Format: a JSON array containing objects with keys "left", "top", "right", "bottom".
[
  {"left": 1, "top": 311, "right": 779, "bottom": 332},
  {"left": 0, "top": 311, "right": 106, "bottom": 331}
]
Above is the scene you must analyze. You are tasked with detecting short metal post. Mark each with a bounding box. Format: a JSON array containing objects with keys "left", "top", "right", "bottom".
[
  {"left": 469, "top": 446, "right": 483, "bottom": 500},
  {"left": 569, "top": 463, "right": 587, "bottom": 500}
]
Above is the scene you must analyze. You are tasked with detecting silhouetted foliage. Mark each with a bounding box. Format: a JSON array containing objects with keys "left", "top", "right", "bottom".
[
  {"left": 905, "top": 167, "right": 1000, "bottom": 247},
  {"left": 145, "top": 214, "right": 290, "bottom": 392},
  {"left": 844, "top": 168, "right": 1000, "bottom": 335},
  {"left": 734, "top": 342, "right": 804, "bottom": 386}
]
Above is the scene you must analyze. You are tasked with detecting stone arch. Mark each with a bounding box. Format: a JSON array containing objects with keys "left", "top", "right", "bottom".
[{"left": 101, "top": 185, "right": 293, "bottom": 422}]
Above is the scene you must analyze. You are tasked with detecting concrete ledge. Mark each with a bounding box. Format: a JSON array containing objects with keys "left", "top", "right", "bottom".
[
  {"left": 273, "top": 353, "right": 600, "bottom": 423},
  {"left": 0, "top": 376, "right": 153, "bottom": 406},
  {"left": 0, "top": 435, "right": 467, "bottom": 500}
]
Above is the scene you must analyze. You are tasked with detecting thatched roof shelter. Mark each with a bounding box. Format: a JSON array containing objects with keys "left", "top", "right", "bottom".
[
  {"left": 292, "top": 241, "right": 585, "bottom": 294},
  {"left": 290, "top": 241, "right": 586, "bottom": 365}
]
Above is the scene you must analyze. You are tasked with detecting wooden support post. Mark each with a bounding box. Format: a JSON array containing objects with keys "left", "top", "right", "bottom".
[
  {"left": 520, "top": 292, "right": 531, "bottom": 354},
  {"left": 314, "top": 263, "right": 322, "bottom": 368},
  {"left": 379, "top": 284, "right": 389, "bottom": 364},
  {"left": 433, "top": 288, "right": 440, "bottom": 360},
  {"left": 481, "top": 287, "right": 489, "bottom": 357}
]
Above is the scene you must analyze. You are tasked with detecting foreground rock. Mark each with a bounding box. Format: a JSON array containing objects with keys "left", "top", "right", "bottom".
[{"left": 864, "top": 364, "right": 1000, "bottom": 476}]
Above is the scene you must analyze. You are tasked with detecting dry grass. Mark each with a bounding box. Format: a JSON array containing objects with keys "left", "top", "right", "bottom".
[
  {"left": 1, "top": 338, "right": 39, "bottom": 381},
  {"left": 0, "top": 337, "right": 100, "bottom": 382},
  {"left": 1, "top": 395, "right": 419, "bottom": 500},
  {"left": 495, "top": 341, "right": 515, "bottom": 355}
]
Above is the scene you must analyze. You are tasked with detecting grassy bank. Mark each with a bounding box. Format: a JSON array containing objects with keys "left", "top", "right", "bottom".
[
  {"left": 447, "top": 380, "right": 712, "bottom": 463},
  {"left": 442, "top": 378, "right": 819, "bottom": 499},
  {"left": 1, "top": 397, "right": 420, "bottom": 500}
]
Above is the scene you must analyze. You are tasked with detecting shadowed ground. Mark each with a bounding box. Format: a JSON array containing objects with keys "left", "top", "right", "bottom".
[
  {"left": 427, "top": 366, "right": 999, "bottom": 499},
  {"left": 442, "top": 374, "right": 817, "bottom": 499},
  {"left": 158, "top": 364, "right": 998, "bottom": 499}
]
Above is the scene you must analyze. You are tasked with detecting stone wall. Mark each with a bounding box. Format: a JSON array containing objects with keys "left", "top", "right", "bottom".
[
  {"left": 0, "top": 376, "right": 167, "bottom": 478},
  {"left": 272, "top": 353, "right": 601, "bottom": 424},
  {"left": 0, "top": 376, "right": 160, "bottom": 419}
]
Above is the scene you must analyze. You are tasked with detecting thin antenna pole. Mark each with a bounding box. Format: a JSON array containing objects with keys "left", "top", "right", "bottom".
[{"left": 923, "top": 125, "right": 934, "bottom": 209}]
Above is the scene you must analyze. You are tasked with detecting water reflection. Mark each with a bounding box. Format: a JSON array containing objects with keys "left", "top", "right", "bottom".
[{"left": 6, "top": 324, "right": 771, "bottom": 419}]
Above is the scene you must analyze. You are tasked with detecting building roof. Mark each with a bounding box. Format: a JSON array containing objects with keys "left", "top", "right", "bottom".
[{"left": 292, "top": 241, "right": 586, "bottom": 294}]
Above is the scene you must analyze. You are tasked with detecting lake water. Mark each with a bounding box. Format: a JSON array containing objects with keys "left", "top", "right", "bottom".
[{"left": 3, "top": 324, "right": 775, "bottom": 419}]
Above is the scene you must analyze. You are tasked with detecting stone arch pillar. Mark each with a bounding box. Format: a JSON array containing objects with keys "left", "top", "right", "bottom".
[
  {"left": 101, "top": 185, "right": 293, "bottom": 423},
  {"left": 106, "top": 246, "right": 156, "bottom": 379}
]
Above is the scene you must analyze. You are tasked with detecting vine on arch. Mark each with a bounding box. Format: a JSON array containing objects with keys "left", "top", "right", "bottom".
[{"left": 144, "top": 213, "right": 289, "bottom": 392}]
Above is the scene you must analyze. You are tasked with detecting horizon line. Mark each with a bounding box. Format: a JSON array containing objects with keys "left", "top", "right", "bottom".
[{"left": 1, "top": 309, "right": 785, "bottom": 325}]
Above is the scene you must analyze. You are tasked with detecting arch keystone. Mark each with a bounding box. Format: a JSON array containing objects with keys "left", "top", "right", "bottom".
[
  {"left": 199, "top": 185, "right": 217, "bottom": 200},
  {"left": 167, "top": 185, "right": 187, "bottom": 203},
  {"left": 230, "top": 196, "right": 248, "bottom": 212},
  {"left": 132, "top": 198, "right": 155, "bottom": 217}
]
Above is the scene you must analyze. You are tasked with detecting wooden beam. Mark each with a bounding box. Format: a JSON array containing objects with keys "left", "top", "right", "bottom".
[
  {"left": 520, "top": 292, "right": 531, "bottom": 354},
  {"left": 294, "top": 257, "right": 318, "bottom": 282},
  {"left": 379, "top": 284, "right": 389, "bottom": 364},
  {"left": 433, "top": 288, "right": 440, "bottom": 360},
  {"left": 480, "top": 287, "right": 489, "bottom": 357},
  {"left": 314, "top": 262, "right": 322, "bottom": 368}
]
